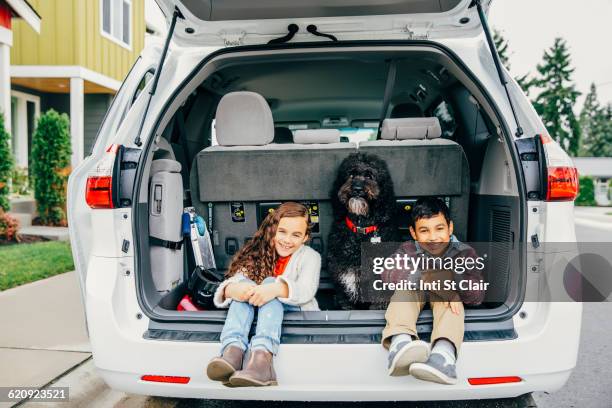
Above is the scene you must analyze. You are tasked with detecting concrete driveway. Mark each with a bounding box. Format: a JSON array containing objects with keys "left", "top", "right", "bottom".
[{"left": 0, "top": 272, "right": 90, "bottom": 408}]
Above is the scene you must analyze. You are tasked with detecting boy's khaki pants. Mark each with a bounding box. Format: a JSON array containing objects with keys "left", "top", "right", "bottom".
[{"left": 381, "top": 289, "right": 464, "bottom": 355}]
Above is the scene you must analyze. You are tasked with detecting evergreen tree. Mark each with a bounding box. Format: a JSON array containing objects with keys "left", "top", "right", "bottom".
[
  {"left": 586, "top": 104, "right": 612, "bottom": 157},
  {"left": 579, "top": 84, "right": 612, "bottom": 157},
  {"left": 532, "top": 38, "right": 581, "bottom": 156},
  {"left": 0, "top": 113, "right": 14, "bottom": 212},
  {"left": 30, "top": 110, "right": 72, "bottom": 225},
  {"left": 579, "top": 83, "right": 601, "bottom": 156},
  {"left": 493, "top": 29, "right": 533, "bottom": 95}
]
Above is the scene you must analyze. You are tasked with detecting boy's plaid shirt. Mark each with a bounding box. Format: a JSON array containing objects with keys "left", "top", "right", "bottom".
[{"left": 381, "top": 235, "right": 486, "bottom": 305}]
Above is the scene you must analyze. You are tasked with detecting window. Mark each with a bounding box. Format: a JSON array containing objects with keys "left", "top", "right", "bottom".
[
  {"left": 432, "top": 100, "right": 457, "bottom": 139},
  {"left": 335, "top": 127, "right": 378, "bottom": 143},
  {"left": 131, "top": 69, "right": 155, "bottom": 106},
  {"left": 286, "top": 123, "right": 379, "bottom": 144},
  {"left": 101, "top": 0, "right": 132, "bottom": 49}
]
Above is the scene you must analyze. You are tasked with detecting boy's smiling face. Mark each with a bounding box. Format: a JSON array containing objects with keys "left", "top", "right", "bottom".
[{"left": 409, "top": 212, "right": 454, "bottom": 256}]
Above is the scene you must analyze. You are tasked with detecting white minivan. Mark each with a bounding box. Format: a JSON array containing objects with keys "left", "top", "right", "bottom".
[{"left": 67, "top": 0, "right": 582, "bottom": 401}]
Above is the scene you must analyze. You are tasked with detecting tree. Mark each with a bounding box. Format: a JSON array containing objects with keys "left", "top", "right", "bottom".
[
  {"left": 579, "top": 83, "right": 600, "bottom": 156},
  {"left": 580, "top": 84, "right": 612, "bottom": 157},
  {"left": 531, "top": 38, "right": 581, "bottom": 156},
  {"left": 30, "top": 110, "right": 72, "bottom": 226},
  {"left": 587, "top": 103, "right": 612, "bottom": 157},
  {"left": 0, "top": 113, "right": 14, "bottom": 212},
  {"left": 493, "top": 29, "right": 534, "bottom": 95}
]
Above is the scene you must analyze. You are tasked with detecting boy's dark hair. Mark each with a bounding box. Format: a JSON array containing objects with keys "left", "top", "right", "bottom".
[{"left": 410, "top": 197, "right": 451, "bottom": 228}]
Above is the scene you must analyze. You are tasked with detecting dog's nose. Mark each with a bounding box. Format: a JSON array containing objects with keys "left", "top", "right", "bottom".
[{"left": 352, "top": 180, "right": 364, "bottom": 191}]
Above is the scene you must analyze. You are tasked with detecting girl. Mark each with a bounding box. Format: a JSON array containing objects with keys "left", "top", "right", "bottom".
[{"left": 206, "top": 202, "right": 321, "bottom": 387}]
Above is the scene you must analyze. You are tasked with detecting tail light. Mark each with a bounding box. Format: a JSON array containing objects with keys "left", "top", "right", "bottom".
[
  {"left": 539, "top": 134, "right": 579, "bottom": 202},
  {"left": 85, "top": 144, "right": 120, "bottom": 209},
  {"left": 140, "top": 375, "right": 190, "bottom": 384},
  {"left": 468, "top": 376, "right": 522, "bottom": 386},
  {"left": 546, "top": 166, "right": 579, "bottom": 201},
  {"left": 85, "top": 176, "right": 114, "bottom": 208}
]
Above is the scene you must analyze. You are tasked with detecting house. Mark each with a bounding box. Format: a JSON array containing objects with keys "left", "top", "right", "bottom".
[
  {"left": 0, "top": 0, "right": 40, "bottom": 136},
  {"left": 8, "top": 0, "right": 145, "bottom": 169},
  {"left": 573, "top": 157, "right": 612, "bottom": 206}
]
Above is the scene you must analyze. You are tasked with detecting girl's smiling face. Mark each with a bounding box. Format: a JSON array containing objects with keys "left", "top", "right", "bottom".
[{"left": 273, "top": 216, "right": 309, "bottom": 257}]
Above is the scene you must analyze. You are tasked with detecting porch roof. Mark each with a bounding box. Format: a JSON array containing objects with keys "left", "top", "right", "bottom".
[{"left": 10, "top": 65, "right": 120, "bottom": 94}]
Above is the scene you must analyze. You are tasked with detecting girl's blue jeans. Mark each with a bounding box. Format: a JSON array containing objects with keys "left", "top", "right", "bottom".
[{"left": 220, "top": 276, "right": 300, "bottom": 356}]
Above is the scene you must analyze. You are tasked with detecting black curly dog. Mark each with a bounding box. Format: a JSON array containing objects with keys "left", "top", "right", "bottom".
[{"left": 327, "top": 153, "right": 398, "bottom": 310}]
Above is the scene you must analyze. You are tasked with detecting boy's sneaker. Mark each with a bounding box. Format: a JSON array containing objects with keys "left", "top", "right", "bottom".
[
  {"left": 387, "top": 340, "right": 430, "bottom": 376},
  {"left": 409, "top": 353, "right": 458, "bottom": 385}
]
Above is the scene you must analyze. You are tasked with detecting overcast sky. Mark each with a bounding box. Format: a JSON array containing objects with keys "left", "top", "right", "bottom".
[
  {"left": 146, "top": 0, "right": 612, "bottom": 107},
  {"left": 489, "top": 0, "right": 612, "bottom": 107}
]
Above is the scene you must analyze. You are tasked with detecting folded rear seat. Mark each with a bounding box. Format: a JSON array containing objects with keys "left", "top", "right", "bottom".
[
  {"left": 359, "top": 117, "right": 470, "bottom": 241},
  {"left": 190, "top": 92, "right": 356, "bottom": 272}
]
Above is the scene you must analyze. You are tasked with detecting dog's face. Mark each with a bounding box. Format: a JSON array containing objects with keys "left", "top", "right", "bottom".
[{"left": 337, "top": 158, "right": 383, "bottom": 217}]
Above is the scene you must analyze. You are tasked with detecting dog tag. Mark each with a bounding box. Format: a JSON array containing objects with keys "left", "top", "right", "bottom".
[{"left": 370, "top": 235, "right": 381, "bottom": 244}]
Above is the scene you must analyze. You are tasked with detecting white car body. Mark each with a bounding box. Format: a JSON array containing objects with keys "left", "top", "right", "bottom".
[{"left": 67, "top": 0, "right": 581, "bottom": 401}]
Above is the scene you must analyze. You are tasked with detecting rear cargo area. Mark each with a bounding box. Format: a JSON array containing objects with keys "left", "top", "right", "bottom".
[{"left": 135, "top": 46, "right": 524, "bottom": 331}]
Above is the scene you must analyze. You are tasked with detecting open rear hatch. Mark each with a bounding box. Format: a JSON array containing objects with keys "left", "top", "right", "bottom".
[{"left": 154, "top": 0, "right": 492, "bottom": 46}]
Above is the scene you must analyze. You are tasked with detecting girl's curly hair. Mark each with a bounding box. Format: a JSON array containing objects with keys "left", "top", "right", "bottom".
[{"left": 226, "top": 202, "right": 311, "bottom": 283}]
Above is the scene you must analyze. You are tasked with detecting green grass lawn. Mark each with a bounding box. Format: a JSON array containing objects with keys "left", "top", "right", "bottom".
[{"left": 0, "top": 241, "right": 75, "bottom": 291}]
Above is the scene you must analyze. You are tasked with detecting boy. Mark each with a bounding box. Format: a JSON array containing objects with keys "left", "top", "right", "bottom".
[{"left": 381, "top": 197, "right": 485, "bottom": 385}]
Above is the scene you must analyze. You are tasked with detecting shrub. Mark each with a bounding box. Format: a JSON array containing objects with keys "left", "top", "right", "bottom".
[
  {"left": 575, "top": 176, "right": 596, "bottom": 206},
  {"left": 11, "top": 166, "right": 31, "bottom": 196},
  {"left": 0, "top": 210, "right": 20, "bottom": 242},
  {"left": 0, "top": 113, "right": 14, "bottom": 212},
  {"left": 30, "top": 110, "right": 72, "bottom": 226}
]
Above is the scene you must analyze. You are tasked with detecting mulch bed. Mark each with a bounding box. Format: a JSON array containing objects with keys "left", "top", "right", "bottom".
[{"left": 0, "top": 235, "right": 49, "bottom": 246}]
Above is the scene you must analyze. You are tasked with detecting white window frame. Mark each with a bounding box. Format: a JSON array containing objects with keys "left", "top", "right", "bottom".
[{"left": 100, "top": 0, "right": 132, "bottom": 51}]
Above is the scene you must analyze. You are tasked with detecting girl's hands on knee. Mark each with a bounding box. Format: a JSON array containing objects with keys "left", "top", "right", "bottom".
[
  {"left": 247, "top": 282, "right": 289, "bottom": 307},
  {"left": 225, "top": 282, "right": 256, "bottom": 302}
]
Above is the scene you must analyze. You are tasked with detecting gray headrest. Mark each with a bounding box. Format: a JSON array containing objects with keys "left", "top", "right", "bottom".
[
  {"left": 293, "top": 129, "right": 340, "bottom": 144},
  {"left": 381, "top": 117, "right": 442, "bottom": 140},
  {"left": 150, "top": 159, "right": 181, "bottom": 175},
  {"left": 215, "top": 91, "right": 274, "bottom": 146}
]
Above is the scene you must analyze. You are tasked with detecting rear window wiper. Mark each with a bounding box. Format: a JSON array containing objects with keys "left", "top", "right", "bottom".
[
  {"left": 472, "top": 0, "right": 524, "bottom": 138},
  {"left": 306, "top": 24, "right": 338, "bottom": 42},
  {"left": 268, "top": 24, "right": 338, "bottom": 44},
  {"left": 268, "top": 23, "right": 299, "bottom": 44},
  {"left": 134, "top": 7, "right": 184, "bottom": 146}
]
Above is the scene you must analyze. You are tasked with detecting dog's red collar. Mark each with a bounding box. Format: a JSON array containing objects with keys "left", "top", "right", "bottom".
[{"left": 345, "top": 217, "right": 378, "bottom": 235}]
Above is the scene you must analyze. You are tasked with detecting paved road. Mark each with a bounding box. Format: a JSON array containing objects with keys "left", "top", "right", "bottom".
[{"left": 8, "top": 208, "right": 612, "bottom": 407}]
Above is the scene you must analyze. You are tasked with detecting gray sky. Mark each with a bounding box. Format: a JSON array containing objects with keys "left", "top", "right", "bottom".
[
  {"left": 146, "top": 0, "right": 612, "bottom": 107},
  {"left": 490, "top": 0, "right": 612, "bottom": 107}
]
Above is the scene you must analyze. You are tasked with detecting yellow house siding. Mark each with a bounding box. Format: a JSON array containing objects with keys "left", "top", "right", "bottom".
[{"left": 10, "top": 0, "right": 145, "bottom": 83}]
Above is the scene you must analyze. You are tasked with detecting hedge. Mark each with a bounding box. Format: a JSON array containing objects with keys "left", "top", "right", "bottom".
[
  {"left": 0, "top": 113, "right": 14, "bottom": 212},
  {"left": 30, "top": 110, "right": 72, "bottom": 226},
  {"left": 576, "top": 176, "right": 596, "bottom": 206}
]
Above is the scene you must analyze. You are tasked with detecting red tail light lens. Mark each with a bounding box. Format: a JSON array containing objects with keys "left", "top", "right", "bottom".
[
  {"left": 468, "top": 376, "right": 522, "bottom": 385},
  {"left": 85, "top": 176, "right": 114, "bottom": 209},
  {"left": 547, "top": 166, "right": 579, "bottom": 201},
  {"left": 141, "top": 375, "right": 190, "bottom": 384}
]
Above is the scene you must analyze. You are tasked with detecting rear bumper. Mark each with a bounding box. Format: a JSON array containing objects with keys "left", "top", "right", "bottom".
[
  {"left": 87, "top": 257, "right": 581, "bottom": 401},
  {"left": 97, "top": 363, "right": 572, "bottom": 401}
]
